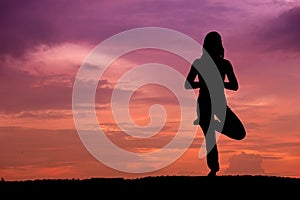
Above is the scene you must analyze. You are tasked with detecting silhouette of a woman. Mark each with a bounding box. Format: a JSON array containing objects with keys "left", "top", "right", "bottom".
[{"left": 185, "top": 31, "right": 246, "bottom": 176}]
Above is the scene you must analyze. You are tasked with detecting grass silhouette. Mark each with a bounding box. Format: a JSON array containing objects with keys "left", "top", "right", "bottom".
[{"left": 1, "top": 175, "right": 299, "bottom": 197}]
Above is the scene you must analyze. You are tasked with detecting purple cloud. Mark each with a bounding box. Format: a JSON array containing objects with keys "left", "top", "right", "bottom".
[
  {"left": 0, "top": 0, "right": 128, "bottom": 56},
  {"left": 260, "top": 6, "right": 300, "bottom": 51},
  {"left": 0, "top": 0, "right": 249, "bottom": 57}
]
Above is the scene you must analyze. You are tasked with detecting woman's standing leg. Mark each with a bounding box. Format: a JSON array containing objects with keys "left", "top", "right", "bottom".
[
  {"left": 204, "top": 129, "right": 220, "bottom": 175},
  {"left": 198, "top": 97, "right": 220, "bottom": 175}
]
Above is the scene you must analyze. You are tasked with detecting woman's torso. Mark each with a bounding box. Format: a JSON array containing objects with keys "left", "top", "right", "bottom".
[{"left": 196, "top": 57, "right": 229, "bottom": 101}]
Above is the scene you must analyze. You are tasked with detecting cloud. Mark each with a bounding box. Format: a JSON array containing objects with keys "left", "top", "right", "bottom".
[
  {"left": 224, "top": 152, "right": 267, "bottom": 175},
  {"left": 0, "top": 0, "right": 128, "bottom": 56},
  {"left": 2, "top": 0, "right": 297, "bottom": 59},
  {"left": 260, "top": 6, "right": 300, "bottom": 51},
  {"left": 0, "top": 58, "right": 113, "bottom": 113},
  {"left": 0, "top": 66, "right": 72, "bottom": 113},
  {"left": 0, "top": 0, "right": 257, "bottom": 57}
]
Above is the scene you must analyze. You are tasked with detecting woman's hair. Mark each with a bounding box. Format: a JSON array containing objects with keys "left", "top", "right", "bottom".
[{"left": 202, "top": 31, "right": 224, "bottom": 59}]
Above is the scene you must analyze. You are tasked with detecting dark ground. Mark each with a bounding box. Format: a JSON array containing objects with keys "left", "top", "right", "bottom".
[{"left": 1, "top": 175, "right": 299, "bottom": 198}]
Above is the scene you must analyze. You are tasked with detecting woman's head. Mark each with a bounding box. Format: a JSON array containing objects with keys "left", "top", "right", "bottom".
[{"left": 203, "top": 31, "right": 224, "bottom": 59}]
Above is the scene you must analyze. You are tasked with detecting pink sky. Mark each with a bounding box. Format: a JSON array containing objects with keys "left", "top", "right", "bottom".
[{"left": 1, "top": 0, "right": 300, "bottom": 180}]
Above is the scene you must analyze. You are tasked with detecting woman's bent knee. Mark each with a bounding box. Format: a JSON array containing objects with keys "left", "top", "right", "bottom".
[{"left": 235, "top": 128, "right": 246, "bottom": 140}]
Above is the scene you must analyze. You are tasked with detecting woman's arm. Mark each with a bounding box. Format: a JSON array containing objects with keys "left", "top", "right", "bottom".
[
  {"left": 224, "top": 61, "right": 239, "bottom": 91},
  {"left": 184, "top": 64, "right": 201, "bottom": 89}
]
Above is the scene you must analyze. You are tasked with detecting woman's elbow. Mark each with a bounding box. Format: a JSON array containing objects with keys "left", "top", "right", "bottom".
[
  {"left": 233, "top": 84, "right": 239, "bottom": 91},
  {"left": 230, "top": 84, "right": 239, "bottom": 91},
  {"left": 225, "top": 82, "right": 238, "bottom": 91},
  {"left": 230, "top": 80, "right": 239, "bottom": 91}
]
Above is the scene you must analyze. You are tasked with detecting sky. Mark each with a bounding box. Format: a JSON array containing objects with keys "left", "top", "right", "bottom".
[{"left": 1, "top": 0, "right": 300, "bottom": 181}]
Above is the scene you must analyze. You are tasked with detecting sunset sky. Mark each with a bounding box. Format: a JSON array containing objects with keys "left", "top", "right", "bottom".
[{"left": 1, "top": 0, "right": 300, "bottom": 181}]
